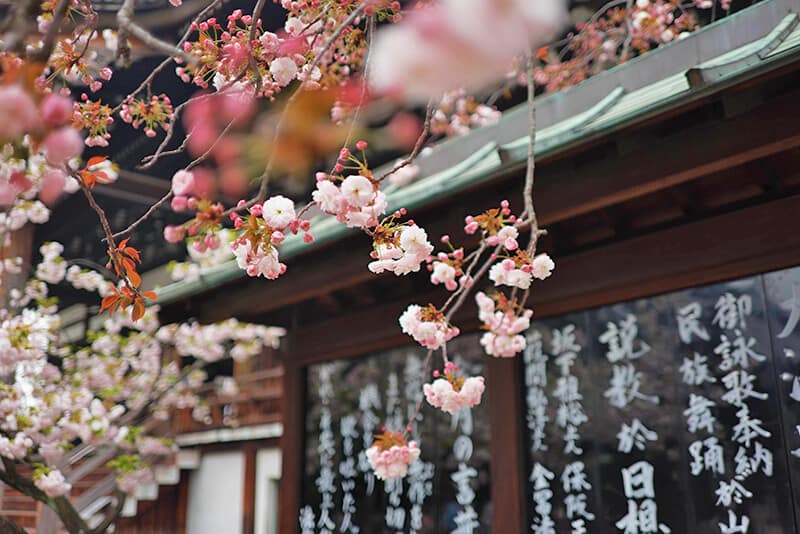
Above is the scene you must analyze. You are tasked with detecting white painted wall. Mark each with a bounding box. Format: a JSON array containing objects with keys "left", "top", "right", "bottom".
[
  {"left": 187, "top": 451, "right": 244, "bottom": 534},
  {"left": 254, "top": 448, "right": 282, "bottom": 534}
]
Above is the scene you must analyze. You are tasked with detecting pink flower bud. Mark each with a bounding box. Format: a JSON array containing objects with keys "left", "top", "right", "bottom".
[
  {"left": 40, "top": 94, "right": 73, "bottom": 127},
  {"left": 303, "top": 232, "right": 314, "bottom": 243},
  {"left": 356, "top": 140, "right": 368, "bottom": 150},
  {"left": 271, "top": 231, "right": 285, "bottom": 244},
  {"left": 43, "top": 127, "right": 84, "bottom": 164},
  {"left": 163, "top": 225, "right": 185, "bottom": 243},
  {"left": 171, "top": 195, "right": 188, "bottom": 211},
  {"left": 171, "top": 170, "right": 195, "bottom": 196}
]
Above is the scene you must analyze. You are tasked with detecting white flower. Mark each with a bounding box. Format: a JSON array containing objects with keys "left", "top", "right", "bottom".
[
  {"left": 270, "top": 57, "right": 298, "bottom": 87},
  {"left": 312, "top": 180, "right": 346, "bottom": 214},
  {"left": 35, "top": 469, "right": 71, "bottom": 497},
  {"left": 531, "top": 253, "right": 555, "bottom": 280},
  {"left": 262, "top": 195, "right": 296, "bottom": 230},
  {"left": 340, "top": 175, "right": 375, "bottom": 208}
]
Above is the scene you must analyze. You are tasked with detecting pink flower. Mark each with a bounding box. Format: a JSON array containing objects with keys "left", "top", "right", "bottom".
[
  {"left": 40, "top": 94, "right": 74, "bottom": 128},
  {"left": 43, "top": 127, "right": 84, "bottom": 164},
  {"left": 171, "top": 170, "right": 195, "bottom": 196},
  {"left": 366, "top": 440, "right": 421, "bottom": 480},
  {"left": 39, "top": 169, "right": 67, "bottom": 206},
  {"left": 311, "top": 180, "right": 347, "bottom": 214},
  {"left": 163, "top": 225, "right": 186, "bottom": 243},
  {"left": 370, "top": 0, "right": 566, "bottom": 101},
  {"left": 424, "top": 375, "right": 485, "bottom": 414},
  {"left": 399, "top": 304, "right": 459, "bottom": 350},
  {"left": 0, "top": 85, "right": 39, "bottom": 139},
  {"left": 169, "top": 0, "right": 182, "bottom": 5},
  {"left": 35, "top": 469, "right": 71, "bottom": 497},
  {"left": 369, "top": 225, "right": 433, "bottom": 276},
  {"left": 475, "top": 291, "right": 532, "bottom": 357},
  {"left": 489, "top": 260, "right": 532, "bottom": 290},
  {"left": 430, "top": 261, "right": 458, "bottom": 291}
]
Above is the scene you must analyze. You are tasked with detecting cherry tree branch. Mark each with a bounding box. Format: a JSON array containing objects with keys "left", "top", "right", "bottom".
[
  {"left": 117, "top": 0, "right": 198, "bottom": 65},
  {"left": 108, "top": 191, "right": 173, "bottom": 242},
  {"left": 377, "top": 98, "right": 436, "bottom": 182}
]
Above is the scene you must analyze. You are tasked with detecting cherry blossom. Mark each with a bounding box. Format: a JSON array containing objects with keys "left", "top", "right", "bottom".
[
  {"left": 366, "top": 432, "right": 421, "bottom": 480},
  {"left": 399, "top": 304, "right": 460, "bottom": 350},
  {"left": 423, "top": 362, "right": 485, "bottom": 414},
  {"left": 34, "top": 468, "right": 72, "bottom": 498},
  {"left": 476, "top": 291, "right": 534, "bottom": 357}
]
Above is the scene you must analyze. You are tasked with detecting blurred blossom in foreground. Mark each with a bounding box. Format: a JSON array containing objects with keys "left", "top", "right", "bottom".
[{"left": 370, "top": 0, "right": 567, "bottom": 101}]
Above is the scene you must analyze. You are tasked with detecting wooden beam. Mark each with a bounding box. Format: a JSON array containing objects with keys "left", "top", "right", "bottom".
[
  {"left": 535, "top": 87, "right": 800, "bottom": 225},
  {"left": 288, "top": 194, "right": 800, "bottom": 365}
]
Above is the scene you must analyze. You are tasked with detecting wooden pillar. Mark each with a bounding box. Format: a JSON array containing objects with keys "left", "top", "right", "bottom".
[
  {"left": 486, "top": 356, "right": 527, "bottom": 534},
  {"left": 242, "top": 443, "right": 257, "bottom": 534},
  {"left": 278, "top": 361, "right": 304, "bottom": 534}
]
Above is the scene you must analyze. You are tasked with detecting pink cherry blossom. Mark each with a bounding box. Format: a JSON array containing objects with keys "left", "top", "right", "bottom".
[
  {"left": 34, "top": 469, "right": 71, "bottom": 497},
  {"left": 475, "top": 291, "right": 533, "bottom": 357},
  {"left": 399, "top": 304, "right": 459, "bottom": 350},
  {"left": 0, "top": 85, "right": 39, "bottom": 139},
  {"left": 171, "top": 170, "right": 195, "bottom": 196},
  {"left": 366, "top": 440, "right": 421, "bottom": 480},
  {"left": 423, "top": 370, "right": 485, "bottom": 415},
  {"left": 43, "top": 127, "right": 84, "bottom": 165}
]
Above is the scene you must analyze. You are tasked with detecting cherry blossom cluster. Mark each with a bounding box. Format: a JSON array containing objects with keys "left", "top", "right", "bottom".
[
  {"left": 0, "top": 241, "right": 285, "bottom": 499},
  {"left": 431, "top": 90, "right": 502, "bottom": 137},
  {"left": 530, "top": 0, "right": 699, "bottom": 93},
  {"left": 44, "top": 31, "right": 113, "bottom": 93},
  {"left": 476, "top": 291, "right": 534, "bottom": 358},
  {"left": 365, "top": 430, "right": 421, "bottom": 481},
  {"left": 229, "top": 195, "right": 314, "bottom": 279},
  {"left": 423, "top": 361, "right": 485, "bottom": 415},
  {"left": 120, "top": 94, "right": 174, "bottom": 138},
  {"left": 312, "top": 143, "right": 388, "bottom": 229},
  {"left": 427, "top": 237, "right": 466, "bottom": 291},
  {"left": 399, "top": 303, "right": 459, "bottom": 351},
  {"left": 368, "top": 216, "right": 433, "bottom": 276},
  {"left": 0, "top": 87, "right": 87, "bottom": 206},
  {"left": 72, "top": 94, "right": 115, "bottom": 147}
]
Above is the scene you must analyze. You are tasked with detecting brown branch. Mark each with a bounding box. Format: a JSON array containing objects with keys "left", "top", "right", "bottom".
[
  {"left": 247, "top": 0, "right": 268, "bottom": 94},
  {"left": 108, "top": 191, "right": 173, "bottom": 242},
  {"left": 112, "top": 0, "right": 224, "bottom": 114},
  {"left": 0, "top": 516, "right": 27, "bottom": 534},
  {"left": 117, "top": 0, "right": 198, "bottom": 65},
  {"left": 377, "top": 98, "right": 436, "bottom": 182},
  {"left": 0, "top": 459, "right": 90, "bottom": 534}
]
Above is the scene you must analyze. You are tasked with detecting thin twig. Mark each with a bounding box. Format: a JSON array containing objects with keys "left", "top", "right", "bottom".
[
  {"left": 377, "top": 98, "right": 436, "bottom": 182},
  {"left": 117, "top": 0, "right": 198, "bottom": 65},
  {"left": 112, "top": 0, "right": 224, "bottom": 114},
  {"left": 108, "top": 191, "right": 173, "bottom": 242}
]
